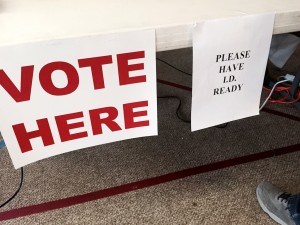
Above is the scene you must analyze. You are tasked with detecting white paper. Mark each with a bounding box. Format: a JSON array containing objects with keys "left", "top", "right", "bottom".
[
  {"left": 0, "top": 30, "right": 157, "bottom": 168},
  {"left": 191, "top": 13, "right": 275, "bottom": 131}
]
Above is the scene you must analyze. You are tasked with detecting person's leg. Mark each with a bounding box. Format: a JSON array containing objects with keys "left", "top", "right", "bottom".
[
  {"left": 288, "top": 194, "right": 300, "bottom": 225},
  {"left": 256, "top": 181, "right": 297, "bottom": 225}
]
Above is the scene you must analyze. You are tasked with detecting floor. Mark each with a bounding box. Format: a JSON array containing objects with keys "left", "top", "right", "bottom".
[{"left": 0, "top": 48, "right": 299, "bottom": 225}]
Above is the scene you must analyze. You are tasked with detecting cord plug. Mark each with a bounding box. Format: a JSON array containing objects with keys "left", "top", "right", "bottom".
[{"left": 284, "top": 74, "right": 295, "bottom": 82}]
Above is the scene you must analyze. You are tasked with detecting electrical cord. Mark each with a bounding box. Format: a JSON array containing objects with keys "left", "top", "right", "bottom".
[
  {"left": 157, "top": 59, "right": 228, "bottom": 128},
  {"left": 157, "top": 57, "right": 299, "bottom": 109},
  {"left": 156, "top": 58, "right": 192, "bottom": 76},
  {"left": 0, "top": 167, "right": 24, "bottom": 208},
  {"left": 158, "top": 96, "right": 191, "bottom": 123},
  {"left": 216, "top": 123, "right": 229, "bottom": 128},
  {"left": 260, "top": 79, "right": 290, "bottom": 110},
  {"left": 158, "top": 96, "right": 228, "bottom": 128}
]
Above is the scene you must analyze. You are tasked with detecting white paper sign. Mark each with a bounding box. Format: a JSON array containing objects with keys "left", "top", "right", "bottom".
[
  {"left": 192, "top": 13, "right": 275, "bottom": 131},
  {"left": 0, "top": 30, "right": 157, "bottom": 168}
]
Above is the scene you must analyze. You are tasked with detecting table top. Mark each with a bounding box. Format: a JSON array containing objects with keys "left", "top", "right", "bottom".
[{"left": 1, "top": 0, "right": 300, "bottom": 51}]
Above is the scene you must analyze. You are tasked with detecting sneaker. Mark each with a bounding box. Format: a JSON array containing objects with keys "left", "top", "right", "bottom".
[{"left": 256, "top": 181, "right": 295, "bottom": 225}]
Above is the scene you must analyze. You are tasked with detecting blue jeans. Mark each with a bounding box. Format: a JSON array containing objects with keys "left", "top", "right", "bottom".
[{"left": 288, "top": 194, "right": 300, "bottom": 225}]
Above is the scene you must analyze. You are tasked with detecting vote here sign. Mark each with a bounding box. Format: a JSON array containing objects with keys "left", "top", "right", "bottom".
[
  {"left": 192, "top": 13, "right": 275, "bottom": 131},
  {"left": 0, "top": 30, "right": 157, "bottom": 168}
]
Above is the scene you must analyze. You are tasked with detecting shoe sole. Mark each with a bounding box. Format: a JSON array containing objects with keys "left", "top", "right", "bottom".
[{"left": 256, "top": 187, "right": 290, "bottom": 225}]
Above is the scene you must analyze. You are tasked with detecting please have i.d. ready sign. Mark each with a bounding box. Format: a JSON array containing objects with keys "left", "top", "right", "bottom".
[
  {"left": 0, "top": 30, "right": 157, "bottom": 168},
  {"left": 191, "top": 13, "right": 275, "bottom": 131}
]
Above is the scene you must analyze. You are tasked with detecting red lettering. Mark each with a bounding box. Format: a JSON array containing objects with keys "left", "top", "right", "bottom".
[
  {"left": 89, "top": 107, "right": 122, "bottom": 135},
  {"left": 55, "top": 112, "right": 88, "bottom": 142},
  {"left": 12, "top": 118, "right": 54, "bottom": 153},
  {"left": 39, "top": 62, "right": 79, "bottom": 95},
  {"left": 0, "top": 66, "right": 34, "bottom": 102},
  {"left": 117, "top": 51, "right": 146, "bottom": 85},
  {"left": 78, "top": 56, "right": 113, "bottom": 90},
  {"left": 123, "top": 101, "right": 149, "bottom": 129}
]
